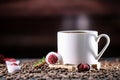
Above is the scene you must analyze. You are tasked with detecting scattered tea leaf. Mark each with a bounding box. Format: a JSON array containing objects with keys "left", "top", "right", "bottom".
[{"left": 33, "top": 57, "right": 46, "bottom": 68}]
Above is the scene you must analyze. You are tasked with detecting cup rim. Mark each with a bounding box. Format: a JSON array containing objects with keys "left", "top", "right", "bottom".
[{"left": 58, "top": 30, "right": 98, "bottom": 34}]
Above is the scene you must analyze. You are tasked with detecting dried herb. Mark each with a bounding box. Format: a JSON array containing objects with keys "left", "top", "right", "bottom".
[{"left": 33, "top": 57, "right": 46, "bottom": 68}]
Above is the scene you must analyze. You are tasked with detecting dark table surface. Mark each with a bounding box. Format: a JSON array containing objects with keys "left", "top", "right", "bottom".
[{"left": 0, "top": 58, "right": 120, "bottom": 80}]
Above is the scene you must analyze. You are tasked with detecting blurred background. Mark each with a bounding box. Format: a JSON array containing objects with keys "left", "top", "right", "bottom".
[{"left": 0, "top": 0, "right": 119, "bottom": 58}]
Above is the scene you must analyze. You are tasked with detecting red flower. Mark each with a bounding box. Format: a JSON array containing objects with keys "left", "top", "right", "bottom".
[
  {"left": 77, "top": 63, "right": 90, "bottom": 72},
  {"left": 48, "top": 54, "right": 58, "bottom": 64}
]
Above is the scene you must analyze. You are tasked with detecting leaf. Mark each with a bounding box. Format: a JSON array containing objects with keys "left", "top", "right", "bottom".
[{"left": 33, "top": 57, "right": 46, "bottom": 68}]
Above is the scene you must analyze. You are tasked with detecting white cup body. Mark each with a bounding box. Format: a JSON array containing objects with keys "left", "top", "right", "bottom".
[{"left": 57, "top": 30, "right": 110, "bottom": 65}]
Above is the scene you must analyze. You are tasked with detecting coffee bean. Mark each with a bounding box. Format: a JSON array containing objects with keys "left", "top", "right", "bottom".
[
  {"left": 6, "top": 76, "right": 13, "bottom": 80},
  {"left": 0, "top": 73, "right": 4, "bottom": 77},
  {"left": 0, "top": 59, "right": 119, "bottom": 79}
]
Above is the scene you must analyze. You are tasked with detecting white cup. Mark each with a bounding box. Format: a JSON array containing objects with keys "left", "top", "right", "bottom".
[{"left": 57, "top": 30, "right": 110, "bottom": 65}]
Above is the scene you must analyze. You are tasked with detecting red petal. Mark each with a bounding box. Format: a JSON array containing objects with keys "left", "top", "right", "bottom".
[
  {"left": 11, "top": 63, "right": 18, "bottom": 66},
  {"left": 4, "top": 58, "right": 16, "bottom": 62}
]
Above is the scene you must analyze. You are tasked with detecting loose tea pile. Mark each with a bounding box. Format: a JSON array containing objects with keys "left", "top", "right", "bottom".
[{"left": 0, "top": 58, "right": 120, "bottom": 80}]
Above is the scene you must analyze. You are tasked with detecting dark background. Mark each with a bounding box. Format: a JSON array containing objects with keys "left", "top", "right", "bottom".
[{"left": 0, "top": 0, "right": 119, "bottom": 58}]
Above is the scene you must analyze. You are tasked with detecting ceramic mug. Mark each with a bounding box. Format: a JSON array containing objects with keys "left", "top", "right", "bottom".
[{"left": 57, "top": 30, "right": 110, "bottom": 65}]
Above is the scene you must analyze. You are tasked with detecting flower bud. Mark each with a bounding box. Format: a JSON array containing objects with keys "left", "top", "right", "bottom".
[{"left": 77, "top": 63, "right": 90, "bottom": 72}]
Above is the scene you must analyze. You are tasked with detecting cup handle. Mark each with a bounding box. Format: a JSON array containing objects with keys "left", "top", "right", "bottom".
[{"left": 96, "top": 34, "right": 110, "bottom": 60}]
